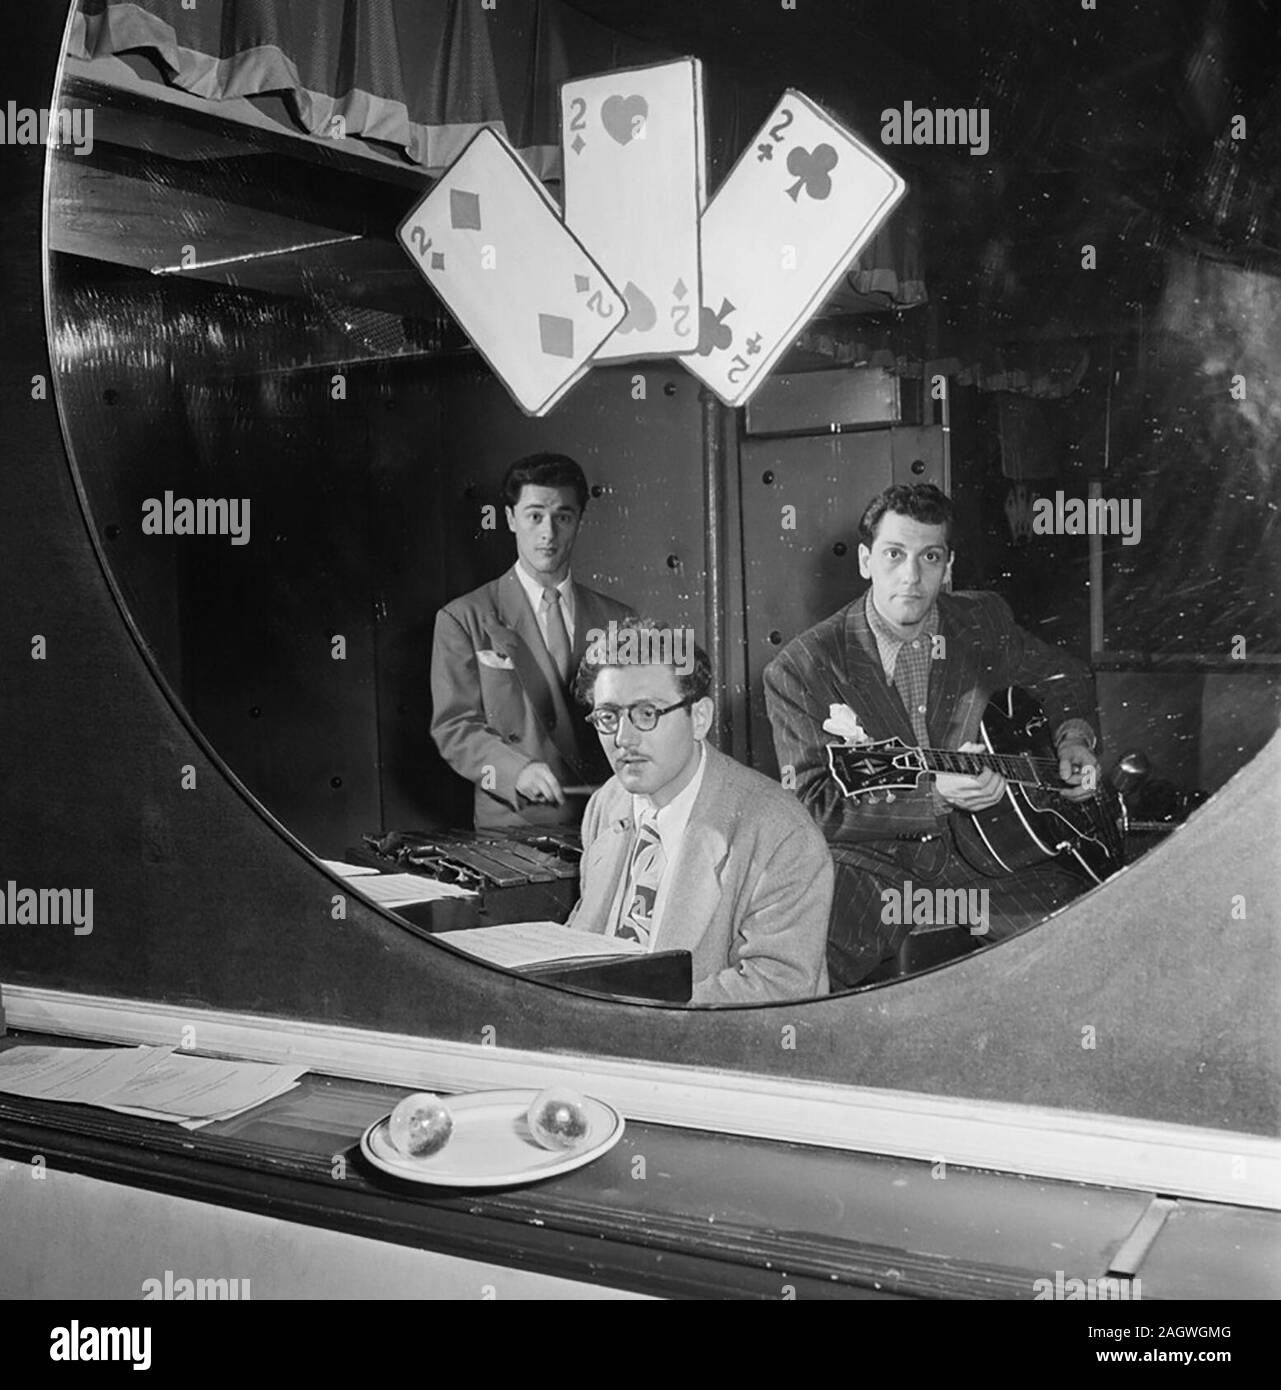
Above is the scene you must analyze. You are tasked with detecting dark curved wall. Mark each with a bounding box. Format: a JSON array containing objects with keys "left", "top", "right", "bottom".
[{"left": 2, "top": 5, "right": 1278, "bottom": 1140}]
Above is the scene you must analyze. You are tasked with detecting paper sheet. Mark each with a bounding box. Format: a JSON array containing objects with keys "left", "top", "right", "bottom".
[
  {"left": 0, "top": 1043, "right": 172, "bottom": 1103},
  {"left": 353, "top": 873, "right": 477, "bottom": 904},
  {"left": 0, "top": 1044, "right": 306, "bottom": 1124},
  {"left": 441, "top": 920, "right": 645, "bottom": 969},
  {"left": 318, "top": 858, "right": 379, "bottom": 877}
]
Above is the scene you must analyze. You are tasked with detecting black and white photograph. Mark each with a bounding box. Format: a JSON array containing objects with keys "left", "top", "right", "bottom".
[{"left": 0, "top": 0, "right": 1278, "bottom": 1339}]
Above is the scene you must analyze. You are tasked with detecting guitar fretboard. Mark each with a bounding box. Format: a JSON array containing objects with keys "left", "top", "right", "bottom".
[{"left": 919, "top": 748, "right": 1061, "bottom": 786}]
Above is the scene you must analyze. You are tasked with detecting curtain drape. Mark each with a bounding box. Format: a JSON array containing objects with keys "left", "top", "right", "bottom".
[
  {"left": 68, "top": 0, "right": 924, "bottom": 314},
  {"left": 69, "top": 0, "right": 621, "bottom": 177}
]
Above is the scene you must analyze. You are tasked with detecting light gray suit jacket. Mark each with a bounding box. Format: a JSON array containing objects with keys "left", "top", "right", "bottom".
[
  {"left": 567, "top": 745, "right": 833, "bottom": 1004},
  {"left": 431, "top": 567, "right": 634, "bottom": 830}
]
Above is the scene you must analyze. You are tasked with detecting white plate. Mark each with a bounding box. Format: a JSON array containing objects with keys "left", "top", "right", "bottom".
[{"left": 360, "top": 1088, "right": 625, "bottom": 1188}]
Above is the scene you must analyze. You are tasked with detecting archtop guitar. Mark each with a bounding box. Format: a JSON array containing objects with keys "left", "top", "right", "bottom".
[{"left": 827, "top": 687, "right": 1126, "bottom": 883}]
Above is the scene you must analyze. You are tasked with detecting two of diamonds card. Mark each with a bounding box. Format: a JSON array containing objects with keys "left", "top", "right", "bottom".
[
  {"left": 560, "top": 57, "right": 706, "bottom": 361},
  {"left": 397, "top": 127, "right": 625, "bottom": 417},
  {"left": 683, "top": 91, "right": 907, "bottom": 408}
]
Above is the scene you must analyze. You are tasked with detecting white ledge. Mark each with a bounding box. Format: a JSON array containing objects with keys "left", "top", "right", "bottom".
[{"left": 4, "top": 984, "right": 1278, "bottom": 1212}]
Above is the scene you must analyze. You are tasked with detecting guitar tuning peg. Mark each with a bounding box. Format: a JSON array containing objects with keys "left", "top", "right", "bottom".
[{"left": 885, "top": 791, "right": 896, "bottom": 802}]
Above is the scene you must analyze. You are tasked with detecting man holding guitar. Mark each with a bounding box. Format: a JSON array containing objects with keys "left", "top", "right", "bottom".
[{"left": 764, "top": 483, "right": 1104, "bottom": 989}]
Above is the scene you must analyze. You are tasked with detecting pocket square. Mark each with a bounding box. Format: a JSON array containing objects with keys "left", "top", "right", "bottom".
[{"left": 477, "top": 649, "right": 516, "bottom": 670}]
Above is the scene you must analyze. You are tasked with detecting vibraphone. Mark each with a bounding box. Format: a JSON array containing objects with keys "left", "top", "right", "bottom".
[{"left": 360, "top": 828, "right": 584, "bottom": 927}]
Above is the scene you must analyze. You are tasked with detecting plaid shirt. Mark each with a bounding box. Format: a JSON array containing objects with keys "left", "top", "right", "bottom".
[{"left": 864, "top": 593, "right": 948, "bottom": 815}]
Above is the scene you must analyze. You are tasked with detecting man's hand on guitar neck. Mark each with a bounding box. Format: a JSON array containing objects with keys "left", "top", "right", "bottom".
[
  {"left": 936, "top": 741, "right": 1007, "bottom": 812},
  {"left": 1057, "top": 739, "right": 1101, "bottom": 802}
]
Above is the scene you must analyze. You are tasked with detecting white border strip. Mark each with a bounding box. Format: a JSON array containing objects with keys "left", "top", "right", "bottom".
[{"left": 5, "top": 984, "right": 1278, "bottom": 1212}]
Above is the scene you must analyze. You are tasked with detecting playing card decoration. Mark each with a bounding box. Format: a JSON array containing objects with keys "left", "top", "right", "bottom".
[
  {"left": 396, "top": 73, "right": 906, "bottom": 414},
  {"left": 397, "top": 126, "right": 626, "bottom": 416},
  {"left": 561, "top": 58, "right": 706, "bottom": 361},
  {"left": 683, "top": 90, "right": 906, "bottom": 408}
]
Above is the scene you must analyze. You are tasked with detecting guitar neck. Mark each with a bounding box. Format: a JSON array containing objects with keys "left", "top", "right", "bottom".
[{"left": 919, "top": 747, "right": 1060, "bottom": 787}]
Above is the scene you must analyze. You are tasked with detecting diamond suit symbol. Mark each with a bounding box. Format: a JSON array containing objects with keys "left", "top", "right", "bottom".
[
  {"left": 539, "top": 314, "right": 575, "bottom": 358},
  {"left": 450, "top": 189, "right": 482, "bottom": 229}
]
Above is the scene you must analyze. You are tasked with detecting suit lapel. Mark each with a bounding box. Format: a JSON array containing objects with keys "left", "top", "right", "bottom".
[
  {"left": 930, "top": 596, "right": 988, "bottom": 748},
  {"left": 576, "top": 810, "right": 633, "bottom": 935},
  {"left": 656, "top": 748, "right": 730, "bottom": 955},
  {"left": 496, "top": 569, "right": 558, "bottom": 724},
  {"left": 571, "top": 582, "right": 608, "bottom": 670},
  {"left": 495, "top": 568, "right": 587, "bottom": 774},
  {"left": 843, "top": 596, "right": 918, "bottom": 745}
]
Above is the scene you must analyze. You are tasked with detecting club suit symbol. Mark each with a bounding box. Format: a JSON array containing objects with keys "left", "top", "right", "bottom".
[
  {"left": 601, "top": 94, "right": 649, "bottom": 145},
  {"left": 785, "top": 143, "right": 839, "bottom": 201},
  {"left": 696, "top": 298, "right": 735, "bottom": 356}
]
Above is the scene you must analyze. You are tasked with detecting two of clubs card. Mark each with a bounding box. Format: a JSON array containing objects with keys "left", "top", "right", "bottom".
[{"left": 683, "top": 90, "right": 907, "bottom": 408}]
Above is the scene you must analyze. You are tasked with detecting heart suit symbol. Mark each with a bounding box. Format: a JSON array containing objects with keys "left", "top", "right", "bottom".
[
  {"left": 616, "top": 282, "right": 657, "bottom": 335},
  {"left": 601, "top": 94, "right": 649, "bottom": 145}
]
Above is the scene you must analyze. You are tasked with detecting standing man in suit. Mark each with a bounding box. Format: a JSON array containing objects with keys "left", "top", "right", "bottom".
[
  {"left": 567, "top": 617, "right": 832, "bottom": 1004},
  {"left": 764, "top": 483, "right": 1102, "bottom": 990},
  {"left": 431, "top": 453, "right": 635, "bottom": 831}
]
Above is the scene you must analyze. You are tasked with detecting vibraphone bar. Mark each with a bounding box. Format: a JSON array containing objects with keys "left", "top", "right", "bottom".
[{"left": 358, "top": 828, "right": 585, "bottom": 926}]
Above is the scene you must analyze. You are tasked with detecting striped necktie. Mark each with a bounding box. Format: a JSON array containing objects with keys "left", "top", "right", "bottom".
[
  {"left": 616, "top": 815, "right": 665, "bottom": 948},
  {"left": 541, "top": 586, "right": 572, "bottom": 685}
]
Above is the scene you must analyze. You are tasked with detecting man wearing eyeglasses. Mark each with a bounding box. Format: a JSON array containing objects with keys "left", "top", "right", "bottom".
[
  {"left": 431, "top": 453, "right": 635, "bottom": 831},
  {"left": 566, "top": 617, "right": 833, "bottom": 1004}
]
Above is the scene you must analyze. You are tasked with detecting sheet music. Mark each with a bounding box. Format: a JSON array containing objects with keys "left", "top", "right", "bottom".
[
  {"left": 441, "top": 921, "right": 645, "bottom": 969},
  {"left": 318, "top": 858, "right": 379, "bottom": 877},
  {"left": 353, "top": 872, "right": 477, "bottom": 904}
]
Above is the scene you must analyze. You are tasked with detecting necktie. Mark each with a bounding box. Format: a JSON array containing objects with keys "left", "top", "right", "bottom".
[
  {"left": 541, "top": 587, "right": 572, "bottom": 685},
  {"left": 616, "top": 816, "right": 665, "bottom": 948}
]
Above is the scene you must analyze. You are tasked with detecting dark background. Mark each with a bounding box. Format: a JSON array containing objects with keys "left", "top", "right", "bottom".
[{"left": 45, "top": 0, "right": 1281, "bottom": 854}]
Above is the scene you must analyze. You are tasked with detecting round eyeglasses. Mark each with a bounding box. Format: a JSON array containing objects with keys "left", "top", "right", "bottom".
[{"left": 585, "top": 696, "right": 694, "bottom": 734}]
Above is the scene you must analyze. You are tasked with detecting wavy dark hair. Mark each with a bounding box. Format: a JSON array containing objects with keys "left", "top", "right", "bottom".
[
  {"left": 858, "top": 483, "right": 954, "bottom": 550},
  {"left": 502, "top": 452, "right": 589, "bottom": 513},
  {"left": 573, "top": 616, "right": 712, "bottom": 708}
]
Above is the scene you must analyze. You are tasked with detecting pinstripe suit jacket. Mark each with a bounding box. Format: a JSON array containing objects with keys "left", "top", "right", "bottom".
[
  {"left": 763, "top": 590, "right": 1097, "bottom": 846},
  {"left": 431, "top": 567, "right": 634, "bottom": 830}
]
